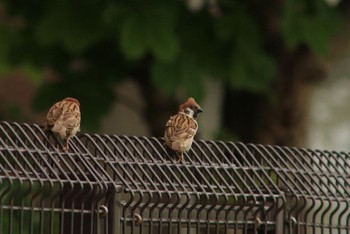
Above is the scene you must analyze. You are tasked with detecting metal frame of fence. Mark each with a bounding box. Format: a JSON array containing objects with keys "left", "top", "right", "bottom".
[{"left": 0, "top": 121, "right": 349, "bottom": 234}]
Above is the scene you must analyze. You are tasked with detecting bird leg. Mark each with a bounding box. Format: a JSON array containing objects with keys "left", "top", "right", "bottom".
[
  {"left": 62, "top": 138, "right": 69, "bottom": 152},
  {"left": 176, "top": 152, "right": 184, "bottom": 163}
]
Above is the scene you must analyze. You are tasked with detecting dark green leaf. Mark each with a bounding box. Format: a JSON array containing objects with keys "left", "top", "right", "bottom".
[
  {"left": 151, "top": 60, "right": 180, "bottom": 95},
  {"left": 180, "top": 56, "right": 205, "bottom": 99},
  {"left": 33, "top": 78, "right": 115, "bottom": 131},
  {"left": 146, "top": 7, "right": 179, "bottom": 62},
  {"left": 35, "top": 1, "right": 104, "bottom": 54},
  {"left": 229, "top": 51, "right": 277, "bottom": 93},
  {"left": 281, "top": 0, "right": 342, "bottom": 55},
  {"left": 151, "top": 54, "right": 205, "bottom": 98},
  {"left": 102, "top": 2, "right": 128, "bottom": 31},
  {"left": 19, "top": 63, "right": 43, "bottom": 84},
  {"left": 119, "top": 13, "right": 148, "bottom": 60},
  {"left": 0, "top": 26, "right": 20, "bottom": 73}
]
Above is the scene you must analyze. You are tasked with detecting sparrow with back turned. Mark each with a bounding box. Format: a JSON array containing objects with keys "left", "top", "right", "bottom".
[
  {"left": 45, "top": 97, "right": 81, "bottom": 152},
  {"left": 164, "top": 97, "right": 203, "bottom": 163}
]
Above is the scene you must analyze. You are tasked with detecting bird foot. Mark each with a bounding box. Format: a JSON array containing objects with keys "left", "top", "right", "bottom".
[
  {"left": 62, "top": 139, "right": 70, "bottom": 152},
  {"left": 176, "top": 154, "right": 184, "bottom": 164},
  {"left": 62, "top": 145, "right": 69, "bottom": 152}
]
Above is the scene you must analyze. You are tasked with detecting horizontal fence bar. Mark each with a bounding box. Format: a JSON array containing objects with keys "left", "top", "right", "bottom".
[{"left": 0, "top": 121, "right": 349, "bottom": 234}]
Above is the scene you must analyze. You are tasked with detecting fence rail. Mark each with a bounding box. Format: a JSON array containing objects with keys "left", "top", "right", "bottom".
[{"left": 0, "top": 121, "right": 349, "bottom": 234}]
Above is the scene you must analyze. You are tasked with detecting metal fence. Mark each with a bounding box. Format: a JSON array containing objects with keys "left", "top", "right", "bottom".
[{"left": 0, "top": 121, "right": 349, "bottom": 234}]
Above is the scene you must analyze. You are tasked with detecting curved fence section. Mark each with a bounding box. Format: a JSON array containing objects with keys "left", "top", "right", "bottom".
[{"left": 0, "top": 121, "right": 349, "bottom": 234}]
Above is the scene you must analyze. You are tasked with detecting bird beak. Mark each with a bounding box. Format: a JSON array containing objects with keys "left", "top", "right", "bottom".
[{"left": 193, "top": 108, "right": 203, "bottom": 118}]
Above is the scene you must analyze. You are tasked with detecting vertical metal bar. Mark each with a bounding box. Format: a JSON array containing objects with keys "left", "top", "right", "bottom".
[
  {"left": 109, "top": 187, "right": 122, "bottom": 234},
  {"left": 0, "top": 163, "right": 12, "bottom": 234},
  {"left": 2, "top": 121, "right": 350, "bottom": 234},
  {"left": 0, "top": 178, "right": 4, "bottom": 234}
]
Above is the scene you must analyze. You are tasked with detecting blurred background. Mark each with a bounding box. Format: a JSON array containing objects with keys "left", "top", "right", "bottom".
[{"left": 0, "top": 0, "right": 349, "bottom": 151}]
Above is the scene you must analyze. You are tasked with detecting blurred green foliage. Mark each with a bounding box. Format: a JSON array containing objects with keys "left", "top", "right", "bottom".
[
  {"left": 0, "top": 0, "right": 342, "bottom": 131},
  {"left": 281, "top": 0, "right": 341, "bottom": 55}
]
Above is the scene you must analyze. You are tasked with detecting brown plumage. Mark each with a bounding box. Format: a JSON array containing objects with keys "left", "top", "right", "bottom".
[
  {"left": 164, "top": 97, "right": 203, "bottom": 163},
  {"left": 45, "top": 97, "right": 81, "bottom": 151}
]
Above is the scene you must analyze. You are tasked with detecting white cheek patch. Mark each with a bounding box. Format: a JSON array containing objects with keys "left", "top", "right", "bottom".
[{"left": 185, "top": 108, "right": 194, "bottom": 117}]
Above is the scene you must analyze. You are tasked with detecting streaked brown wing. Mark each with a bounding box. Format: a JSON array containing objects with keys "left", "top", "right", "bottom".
[
  {"left": 62, "top": 107, "right": 81, "bottom": 131},
  {"left": 46, "top": 102, "right": 64, "bottom": 127},
  {"left": 166, "top": 113, "right": 198, "bottom": 142}
]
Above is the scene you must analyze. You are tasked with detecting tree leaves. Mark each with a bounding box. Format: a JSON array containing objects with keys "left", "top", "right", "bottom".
[
  {"left": 281, "top": 0, "right": 342, "bottom": 55},
  {"left": 151, "top": 54, "right": 204, "bottom": 99},
  {"left": 229, "top": 51, "right": 277, "bottom": 93},
  {"left": 19, "top": 63, "right": 43, "bottom": 84},
  {"left": 35, "top": 1, "right": 104, "bottom": 54},
  {"left": 0, "top": 0, "right": 345, "bottom": 131},
  {"left": 33, "top": 77, "right": 114, "bottom": 131},
  {"left": 118, "top": 3, "right": 179, "bottom": 62},
  {"left": 119, "top": 13, "right": 147, "bottom": 59},
  {"left": 0, "top": 25, "right": 21, "bottom": 74},
  {"left": 214, "top": 5, "right": 276, "bottom": 93},
  {"left": 151, "top": 60, "right": 179, "bottom": 95}
]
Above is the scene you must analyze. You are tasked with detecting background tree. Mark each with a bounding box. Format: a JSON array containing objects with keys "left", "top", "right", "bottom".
[{"left": 0, "top": 0, "right": 346, "bottom": 146}]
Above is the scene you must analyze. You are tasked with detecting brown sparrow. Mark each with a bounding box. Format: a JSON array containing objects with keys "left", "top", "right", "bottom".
[
  {"left": 164, "top": 97, "right": 203, "bottom": 163},
  {"left": 45, "top": 97, "right": 81, "bottom": 151}
]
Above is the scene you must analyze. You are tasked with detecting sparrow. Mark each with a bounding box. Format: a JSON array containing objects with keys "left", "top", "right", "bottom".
[
  {"left": 45, "top": 97, "right": 81, "bottom": 152},
  {"left": 164, "top": 97, "right": 203, "bottom": 163}
]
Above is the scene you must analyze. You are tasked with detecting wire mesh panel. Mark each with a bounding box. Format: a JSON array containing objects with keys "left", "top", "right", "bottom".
[
  {"left": 0, "top": 122, "right": 116, "bottom": 234},
  {"left": 1, "top": 121, "right": 349, "bottom": 234},
  {"left": 76, "top": 133, "right": 350, "bottom": 234}
]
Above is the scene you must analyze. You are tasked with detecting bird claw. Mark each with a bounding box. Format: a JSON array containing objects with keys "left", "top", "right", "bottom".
[
  {"left": 176, "top": 154, "right": 184, "bottom": 163},
  {"left": 62, "top": 141, "right": 69, "bottom": 152},
  {"left": 62, "top": 146, "right": 68, "bottom": 152}
]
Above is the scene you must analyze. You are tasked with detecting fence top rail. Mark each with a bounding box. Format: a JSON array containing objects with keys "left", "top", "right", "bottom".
[
  {"left": 0, "top": 121, "right": 114, "bottom": 195},
  {"left": 0, "top": 121, "right": 349, "bottom": 201}
]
